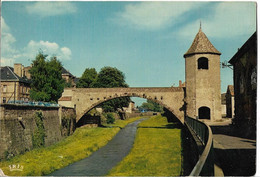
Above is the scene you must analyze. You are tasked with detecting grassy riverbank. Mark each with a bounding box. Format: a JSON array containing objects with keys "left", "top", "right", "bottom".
[
  {"left": 108, "top": 115, "right": 182, "bottom": 176},
  {"left": 0, "top": 117, "right": 143, "bottom": 176}
]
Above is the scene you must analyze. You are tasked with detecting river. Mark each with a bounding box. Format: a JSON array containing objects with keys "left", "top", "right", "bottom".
[{"left": 49, "top": 118, "right": 147, "bottom": 176}]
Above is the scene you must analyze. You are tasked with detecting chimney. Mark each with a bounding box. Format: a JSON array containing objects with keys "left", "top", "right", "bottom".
[
  {"left": 179, "top": 80, "right": 182, "bottom": 87},
  {"left": 24, "top": 66, "right": 31, "bottom": 79},
  {"left": 14, "top": 63, "right": 23, "bottom": 77}
]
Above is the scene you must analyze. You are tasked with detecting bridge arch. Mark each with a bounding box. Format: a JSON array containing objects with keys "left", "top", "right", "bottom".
[
  {"left": 58, "top": 87, "right": 185, "bottom": 124},
  {"left": 79, "top": 94, "right": 178, "bottom": 122}
]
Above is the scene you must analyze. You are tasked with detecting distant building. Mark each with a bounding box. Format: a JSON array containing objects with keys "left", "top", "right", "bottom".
[
  {"left": 178, "top": 80, "right": 185, "bottom": 87},
  {"left": 221, "top": 93, "right": 226, "bottom": 117},
  {"left": 229, "top": 32, "right": 257, "bottom": 137},
  {"left": 123, "top": 101, "right": 135, "bottom": 113},
  {"left": 0, "top": 64, "right": 31, "bottom": 103},
  {"left": 226, "top": 85, "right": 235, "bottom": 118},
  {"left": 62, "top": 67, "right": 77, "bottom": 87}
]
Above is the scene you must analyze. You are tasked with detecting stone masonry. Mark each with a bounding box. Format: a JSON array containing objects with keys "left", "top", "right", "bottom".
[
  {"left": 59, "top": 87, "right": 186, "bottom": 123},
  {"left": 0, "top": 104, "right": 76, "bottom": 159}
]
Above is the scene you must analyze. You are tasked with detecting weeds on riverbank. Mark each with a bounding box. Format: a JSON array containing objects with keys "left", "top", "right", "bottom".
[
  {"left": 0, "top": 117, "right": 143, "bottom": 176},
  {"left": 108, "top": 115, "right": 182, "bottom": 176}
]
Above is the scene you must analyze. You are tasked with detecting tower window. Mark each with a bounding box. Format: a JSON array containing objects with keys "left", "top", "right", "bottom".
[
  {"left": 198, "top": 57, "right": 209, "bottom": 69},
  {"left": 198, "top": 106, "right": 210, "bottom": 119}
]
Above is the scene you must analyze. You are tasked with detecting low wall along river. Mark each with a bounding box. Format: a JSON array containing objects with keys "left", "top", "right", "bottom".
[{"left": 0, "top": 104, "right": 76, "bottom": 160}]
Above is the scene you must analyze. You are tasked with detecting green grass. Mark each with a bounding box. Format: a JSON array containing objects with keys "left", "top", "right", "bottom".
[
  {"left": 108, "top": 115, "right": 182, "bottom": 176},
  {"left": 0, "top": 116, "right": 143, "bottom": 176}
]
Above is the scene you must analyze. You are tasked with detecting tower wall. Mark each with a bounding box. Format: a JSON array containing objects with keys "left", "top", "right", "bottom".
[{"left": 185, "top": 54, "right": 221, "bottom": 121}]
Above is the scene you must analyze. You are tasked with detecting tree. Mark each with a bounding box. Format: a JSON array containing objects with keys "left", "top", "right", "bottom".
[
  {"left": 29, "top": 52, "right": 65, "bottom": 102},
  {"left": 139, "top": 100, "right": 163, "bottom": 112},
  {"left": 91, "top": 66, "right": 129, "bottom": 88},
  {"left": 92, "top": 66, "right": 130, "bottom": 112},
  {"left": 76, "top": 68, "right": 97, "bottom": 88}
]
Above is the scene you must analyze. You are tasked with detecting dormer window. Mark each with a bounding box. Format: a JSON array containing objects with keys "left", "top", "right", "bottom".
[{"left": 198, "top": 57, "right": 209, "bottom": 69}]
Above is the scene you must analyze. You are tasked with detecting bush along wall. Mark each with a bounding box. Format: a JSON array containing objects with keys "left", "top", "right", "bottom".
[
  {"left": 60, "top": 108, "right": 76, "bottom": 136},
  {"left": 61, "top": 114, "right": 76, "bottom": 136},
  {"left": 32, "top": 112, "right": 45, "bottom": 148}
]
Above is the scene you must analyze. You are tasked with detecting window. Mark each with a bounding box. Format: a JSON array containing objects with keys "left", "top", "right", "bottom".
[
  {"left": 198, "top": 57, "right": 209, "bottom": 69},
  {"left": 3, "top": 97, "right": 6, "bottom": 103},
  {"left": 20, "top": 86, "right": 23, "bottom": 93},
  {"left": 198, "top": 106, "right": 210, "bottom": 119},
  {"left": 3, "top": 85, "right": 7, "bottom": 92}
]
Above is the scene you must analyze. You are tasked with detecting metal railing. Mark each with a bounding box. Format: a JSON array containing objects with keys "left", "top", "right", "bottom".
[
  {"left": 185, "top": 116, "right": 214, "bottom": 176},
  {"left": 6, "top": 100, "right": 59, "bottom": 107}
]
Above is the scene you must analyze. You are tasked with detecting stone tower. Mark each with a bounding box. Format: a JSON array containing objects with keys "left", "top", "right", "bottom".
[{"left": 184, "top": 27, "right": 222, "bottom": 121}]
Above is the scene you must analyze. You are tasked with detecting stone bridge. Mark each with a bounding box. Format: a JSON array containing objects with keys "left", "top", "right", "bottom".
[{"left": 58, "top": 87, "right": 185, "bottom": 123}]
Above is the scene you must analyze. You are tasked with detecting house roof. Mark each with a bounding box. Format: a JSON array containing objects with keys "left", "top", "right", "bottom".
[
  {"left": 0, "top": 66, "right": 31, "bottom": 83},
  {"left": 74, "top": 77, "right": 80, "bottom": 84},
  {"left": 227, "top": 85, "right": 234, "bottom": 96},
  {"left": 62, "top": 67, "right": 74, "bottom": 77},
  {"left": 229, "top": 32, "right": 257, "bottom": 65},
  {"left": 184, "top": 28, "right": 221, "bottom": 57},
  {"left": 58, "top": 96, "right": 72, "bottom": 101}
]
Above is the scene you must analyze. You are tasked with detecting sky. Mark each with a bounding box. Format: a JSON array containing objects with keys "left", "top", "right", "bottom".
[{"left": 1, "top": 1, "right": 256, "bottom": 105}]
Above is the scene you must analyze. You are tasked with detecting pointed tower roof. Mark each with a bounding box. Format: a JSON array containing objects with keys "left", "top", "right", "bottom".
[{"left": 184, "top": 28, "right": 221, "bottom": 58}]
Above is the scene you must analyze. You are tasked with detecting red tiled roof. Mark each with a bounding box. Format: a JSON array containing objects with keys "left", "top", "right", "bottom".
[{"left": 58, "top": 96, "right": 72, "bottom": 101}]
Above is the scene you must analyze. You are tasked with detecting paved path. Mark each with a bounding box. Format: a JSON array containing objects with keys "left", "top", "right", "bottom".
[
  {"left": 49, "top": 118, "right": 147, "bottom": 176},
  {"left": 210, "top": 120, "right": 256, "bottom": 176}
]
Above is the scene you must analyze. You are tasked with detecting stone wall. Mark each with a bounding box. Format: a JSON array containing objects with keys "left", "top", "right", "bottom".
[
  {"left": 229, "top": 32, "right": 257, "bottom": 138},
  {"left": 0, "top": 104, "right": 76, "bottom": 160},
  {"left": 59, "top": 87, "right": 186, "bottom": 124},
  {"left": 185, "top": 53, "right": 222, "bottom": 121},
  {"left": 60, "top": 107, "right": 76, "bottom": 137}
]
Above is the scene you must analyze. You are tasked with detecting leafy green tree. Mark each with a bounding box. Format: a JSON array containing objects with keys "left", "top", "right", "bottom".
[
  {"left": 64, "top": 78, "right": 74, "bottom": 88},
  {"left": 29, "top": 52, "right": 65, "bottom": 102},
  {"left": 106, "top": 113, "right": 115, "bottom": 124},
  {"left": 92, "top": 66, "right": 130, "bottom": 112},
  {"left": 92, "top": 66, "right": 129, "bottom": 88},
  {"left": 76, "top": 68, "right": 97, "bottom": 88},
  {"left": 140, "top": 100, "right": 163, "bottom": 112}
]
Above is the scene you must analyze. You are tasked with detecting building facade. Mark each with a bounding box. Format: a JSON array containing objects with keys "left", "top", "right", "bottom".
[
  {"left": 221, "top": 93, "right": 227, "bottom": 117},
  {"left": 226, "top": 85, "right": 235, "bottom": 118},
  {"left": 184, "top": 27, "right": 222, "bottom": 121},
  {"left": 229, "top": 32, "right": 257, "bottom": 137},
  {"left": 0, "top": 64, "right": 31, "bottom": 103}
]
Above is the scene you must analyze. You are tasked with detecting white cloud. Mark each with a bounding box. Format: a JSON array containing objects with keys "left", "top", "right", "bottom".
[
  {"left": 1, "top": 17, "right": 72, "bottom": 66},
  {"left": 2, "top": 32, "right": 18, "bottom": 57},
  {"left": 114, "top": 2, "right": 202, "bottom": 30},
  {"left": 23, "top": 40, "right": 72, "bottom": 60},
  {"left": 1, "top": 57, "right": 14, "bottom": 67},
  {"left": 179, "top": 2, "right": 256, "bottom": 38},
  {"left": 1, "top": 17, "right": 19, "bottom": 65},
  {"left": 26, "top": 2, "right": 77, "bottom": 17},
  {"left": 61, "top": 47, "right": 72, "bottom": 60},
  {"left": 1, "top": 17, "right": 10, "bottom": 33}
]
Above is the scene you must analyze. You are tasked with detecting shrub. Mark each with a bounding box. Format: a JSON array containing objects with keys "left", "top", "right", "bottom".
[
  {"left": 106, "top": 113, "right": 115, "bottom": 124},
  {"left": 32, "top": 112, "right": 45, "bottom": 148}
]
